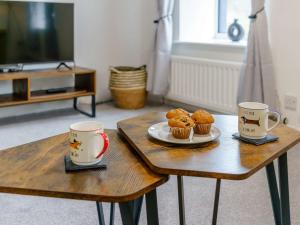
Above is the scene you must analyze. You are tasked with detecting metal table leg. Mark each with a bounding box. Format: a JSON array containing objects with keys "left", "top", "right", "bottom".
[
  {"left": 146, "top": 189, "right": 160, "bottom": 225},
  {"left": 177, "top": 176, "right": 186, "bottom": 225},
  {"left": 279, "top": 153, "right": 291, "bottom": 225},
  {"left": 96, "top": 202, "right": 115, "bottom": 225},
  {"left": 212, "top": 179, "right": 221, "bottom": 225},
  {"left": 73, "top": 95, "right": 96, "bottom": 117},
  {"left": 266, "top": 162, "right": 282, "bottom": 225},
  {"left": 110, "top": 203, "right": 115, "bottom": 225},
  {"left": 96, "top": 202, "right": 106, "bottom": 225},
  {"left": 119, "top": 196, "right": 144, "bottom": 225}
]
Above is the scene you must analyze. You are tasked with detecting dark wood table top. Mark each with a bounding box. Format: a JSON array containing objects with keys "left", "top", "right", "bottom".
[
  {"left": 0, "top": 130, "right": 168, "bottom": 202},
  {"left": 117, "top": 112, "right": 300, "bottom": 180}
]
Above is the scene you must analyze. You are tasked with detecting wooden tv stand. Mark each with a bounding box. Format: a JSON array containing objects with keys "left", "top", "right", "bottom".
[{"left": 0, "top": 67, "right": 96, "bottom": 117}]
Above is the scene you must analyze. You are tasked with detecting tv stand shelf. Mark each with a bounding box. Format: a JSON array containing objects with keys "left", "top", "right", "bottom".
[{"left": 0, "top": 67, "right": 96, "bottom": 117}]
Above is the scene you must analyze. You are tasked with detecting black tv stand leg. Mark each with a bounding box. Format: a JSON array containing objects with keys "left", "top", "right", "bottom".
[
  {"left": 57, "top": 62, "right": 72, "bottom": 70},
  {"left": 73, "top": 95, "right": 96, "bottom": 118}
]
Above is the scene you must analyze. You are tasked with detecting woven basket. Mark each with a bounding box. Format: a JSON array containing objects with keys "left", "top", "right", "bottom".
[
  {"left": 109, "top": 66, "right": 147, "bottom": 109},
  {"left": 110, "top": 87, "right": 146, "bottom": 109}
]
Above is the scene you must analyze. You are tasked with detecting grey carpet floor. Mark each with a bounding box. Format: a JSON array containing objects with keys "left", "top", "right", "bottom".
[{"left": 0, "top": 103, "right": 299, "bottom": 225}]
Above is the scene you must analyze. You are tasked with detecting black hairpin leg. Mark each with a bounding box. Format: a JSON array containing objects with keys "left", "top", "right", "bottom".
[
  {"left": 212, "top": 179, "right": 221, "bottom": 225},
  {"left": 96, "top": 202, "right": 106, "bottom": 225},
  {"left": 73, "top": 95, "right": 96, "bottom": 117},
  {"left": 110, "top": 203, "right": 115, "bottom": 225},
  {"left": 96, "top": 202, "right": 115, "bottom": 225},
  {"left": 146, "top": 189, "right": 160, "bottom": 225},
  {"left": 278, "top": 153, "right": 290, "bottom": 225},
  {"left": 266, "top": 162, "right": 282, "bottom": 225},
  {"left": 119, "top": 196, "right": 144, "bottom": 225},
  {"left": 177, "top": 176, "right": 186, "bottom": 225}
]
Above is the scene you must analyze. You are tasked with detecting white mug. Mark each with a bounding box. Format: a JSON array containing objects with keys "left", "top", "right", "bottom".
[
  {"left": 69, "top": 121, "right": 109, "bottom": 166},
  {"left": 238, "top": 102, "right": 280, "bottom": 139}
]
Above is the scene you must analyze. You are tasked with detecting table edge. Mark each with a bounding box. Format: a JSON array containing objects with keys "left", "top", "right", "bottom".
[
  {"left": 117, "top": 123, "right": 300, "bottom": 180},
  {"left": 0, "top": 176, "right": 168, "bottom": 203}
]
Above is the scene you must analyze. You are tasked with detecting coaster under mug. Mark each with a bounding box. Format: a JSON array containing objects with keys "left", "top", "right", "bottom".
[
  {"left": 232, "top": 133, "right": 279, "bottom": 146},
  {"left": 64, "top": 155, "right": 107, "bottom": 172}
]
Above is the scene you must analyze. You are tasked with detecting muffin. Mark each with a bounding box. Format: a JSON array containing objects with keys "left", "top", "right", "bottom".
[
  {"left": 168, "top": 115, "right": 195, "bottom": 139},
  {"left": 166, "top": 108, "right": 190, "bottom": 119},
  {"left": 191, "top": 110, "right": 214, "bottom": 135}
]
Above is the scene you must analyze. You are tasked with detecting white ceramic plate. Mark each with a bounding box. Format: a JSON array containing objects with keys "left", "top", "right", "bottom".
[{"left": 148, "top": 122, "right": 221, "bottom": 144}]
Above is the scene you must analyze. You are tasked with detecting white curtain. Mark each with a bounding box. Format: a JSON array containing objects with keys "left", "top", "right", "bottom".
[
  {"left": 147, "top": 0, "right": 175, "bottom": 96},
  {"left": 237, "top": 0, "right": 280, "bottom": 111}
]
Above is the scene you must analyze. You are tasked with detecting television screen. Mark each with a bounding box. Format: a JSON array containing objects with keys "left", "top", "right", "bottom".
[{"left": 0, "top": 1, "right": 74, "bottom": 65}]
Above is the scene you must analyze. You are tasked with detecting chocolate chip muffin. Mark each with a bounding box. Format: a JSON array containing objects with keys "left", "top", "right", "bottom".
[{"left": 168, "top": 115, "right": 195, "bottom": 139}]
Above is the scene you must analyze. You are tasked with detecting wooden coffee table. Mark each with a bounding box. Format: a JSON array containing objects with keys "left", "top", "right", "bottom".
[
  {"left": 0, "top": 129, "right": 168, "bottom": 225},
  {"left": 118, "top": 112, "right": 300, "bottom": 225}
]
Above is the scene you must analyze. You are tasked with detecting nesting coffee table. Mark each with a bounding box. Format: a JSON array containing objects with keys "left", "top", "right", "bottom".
[
  {"left": 0, "top": 129, "right": 168, "bottom": 225},
  {"left": 118, "top": 112, "right": 300, "bottom": 225}
]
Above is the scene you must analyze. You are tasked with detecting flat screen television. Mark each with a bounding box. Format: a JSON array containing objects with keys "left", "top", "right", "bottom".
[{"left": 0, "top": 1, "right": 74, "bottom": 66}]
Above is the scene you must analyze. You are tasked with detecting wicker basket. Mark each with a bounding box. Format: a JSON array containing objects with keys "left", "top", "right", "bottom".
[
  {"left": 110, "top": 87, "right": 146, "bottom": 109},
  {"left": 109, "top": 66, "right": 147, "bottom": 109}
]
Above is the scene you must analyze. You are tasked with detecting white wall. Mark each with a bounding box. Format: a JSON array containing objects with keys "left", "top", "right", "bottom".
[
  {"left": 0, "top": 0, "right": 157, "bottom": 118},
  {"left": 74, "top": 0, "right": 156, "bottom": 102},
  {"left": 269, "top": 0, "right": 300, "bottom": 129}
]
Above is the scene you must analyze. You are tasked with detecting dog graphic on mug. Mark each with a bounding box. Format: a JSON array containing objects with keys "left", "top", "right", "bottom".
[{"left": 241, "top": 116, "right": 261, "bottom": 127}]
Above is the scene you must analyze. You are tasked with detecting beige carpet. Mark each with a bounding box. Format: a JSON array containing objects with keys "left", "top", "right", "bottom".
[{"left": 0, "top": 103, "right": 299, "bottom": 225}]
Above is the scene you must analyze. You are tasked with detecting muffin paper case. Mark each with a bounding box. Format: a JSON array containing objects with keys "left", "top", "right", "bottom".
[
  {"left": 171, "top": 127, "right": 192, "bottom": 139},
  {"left": 194, "top": 124, "right": 212, "bottom": 135}
]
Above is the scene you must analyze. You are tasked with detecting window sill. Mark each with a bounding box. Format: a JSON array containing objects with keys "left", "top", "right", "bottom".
[
  {"left": 172, "top": 38, "right": 246, "bottom": 62},
  {"left": 173, "top": 39, "right": 247, "bottom": 49}
]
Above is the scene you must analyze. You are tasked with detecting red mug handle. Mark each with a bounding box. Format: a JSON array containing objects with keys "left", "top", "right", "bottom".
[{"left": 96, "top": 132, "right": 109, "bottom": 159}]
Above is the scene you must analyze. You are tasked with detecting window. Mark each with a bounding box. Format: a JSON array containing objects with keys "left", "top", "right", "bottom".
[
  {"left": 177, "top": 0, "right": 251, "bottom": 43},
  {"left": 218, "top": 0, "right": 251, "bottom": 34}
]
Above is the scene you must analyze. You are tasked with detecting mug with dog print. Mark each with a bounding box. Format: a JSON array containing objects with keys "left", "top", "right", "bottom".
[{"left": 238, "top": 102, "right": 280, "bottom": 139}]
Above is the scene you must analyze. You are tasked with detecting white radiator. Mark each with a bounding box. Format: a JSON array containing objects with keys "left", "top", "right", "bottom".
[{"left": 167, "top": 55, "right": 242, "bottom": 114}]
